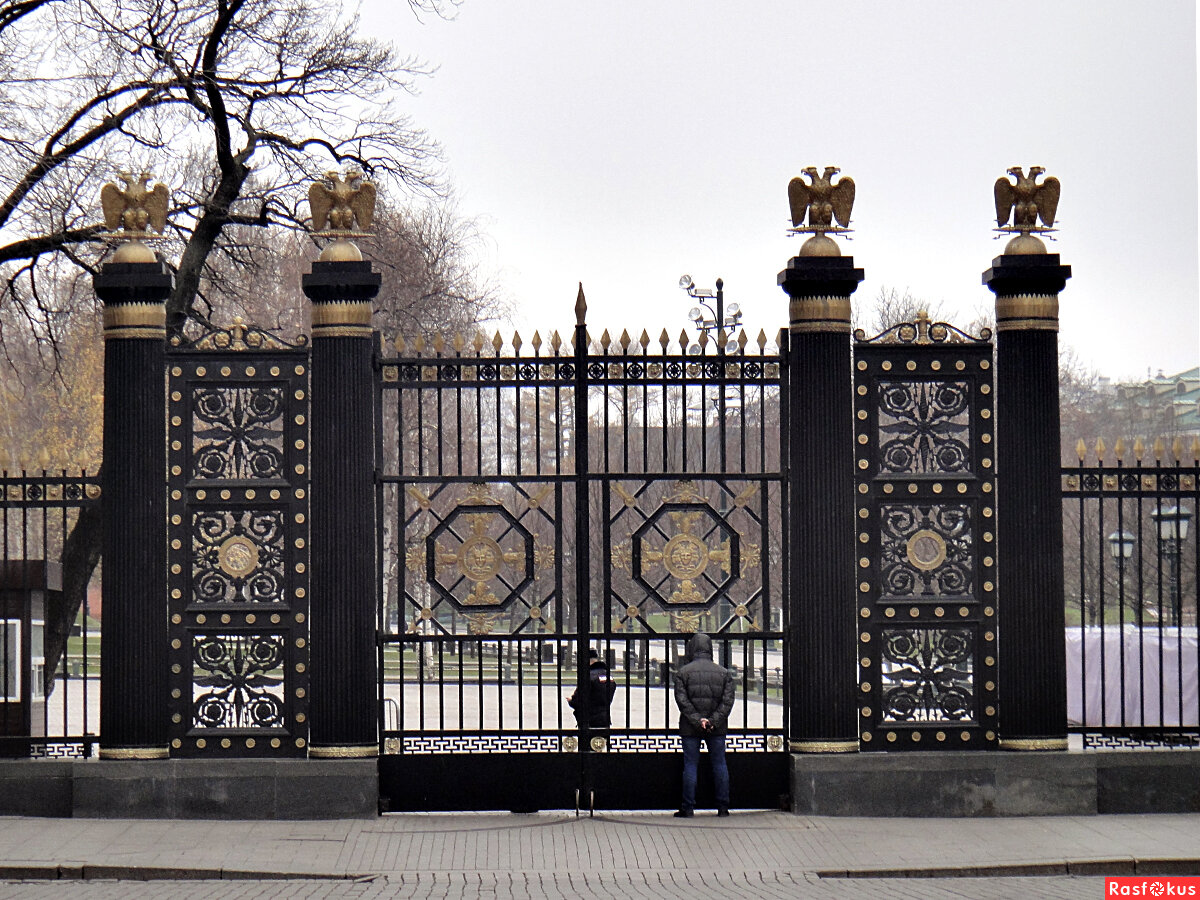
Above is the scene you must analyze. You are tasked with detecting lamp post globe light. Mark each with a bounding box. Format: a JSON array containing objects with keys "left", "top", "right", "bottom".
[
  {"left": 679, "top": 274, "right": 742, "bottom": 354},
  {"left": 1108, "top": 530, "right": 1136, "bottom": 623},
  {"left": 1148, "top": 504, "right": 1193, "bottom": 626}
]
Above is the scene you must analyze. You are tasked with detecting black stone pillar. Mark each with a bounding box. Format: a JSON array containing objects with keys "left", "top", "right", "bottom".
[
  {"left": 779, "top": 254, "right": 864, "bottom": 753},
  {"left": 302, "top": 258, "right": 381, "bottom": 757},
  {"left": 983, "top": 251, "right": 1072, "bottom": 750},
  {"left": 94, "top": 259, "right": 173, "bottom": 758}
]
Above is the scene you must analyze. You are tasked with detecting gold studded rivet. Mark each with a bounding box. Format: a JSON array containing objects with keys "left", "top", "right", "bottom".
[
  {"left": 907, "top": 484, "right": 918, "bottom": 494},
  {"left": 271, "top": 490, "right": 281, "bottom": 500},
  {"left": 170, "top": 390, "right": 182, "bottom": 401},
  {"left": 857, "top": 459, "right": 869, "bottom": 470},
  {"left": 296, "top": 738, "right": 307, "bottom": 748},
  {"left": 982, "top": 433, "right": 992, "bottom": 444},
  {"left": 857, "top": 385, "right": 868, "bottom": 396},
  {"left": 171, "top": 539, "right": 182, "bottom": 550},
  {"left": 196, "top": 738, "right": 206, "bottom": 749},
  {"left": 296, "top": 713, "right": 307, "bottom": 723},
  {"left": 171, "top": 564, "right": 181, "bottom": 574},
  {"left": 985, "top": 656, "right": 995, "bottom": 667},
  {"left": 171, "top": 614, "right": 182, "bottom": 624},
  {"left": 909, "top": 607, "right": 919, "bottom": 618},
  {"left": 982, "top": 458, "right": 992, "bottom": 469},
  {"left": 858, "top": 508, "right": 869, "bottom": 519},
  {"left": 885, "top": 607, "right": 895, "bottom": 618},
  {"left": 296, "top": 663, "right": 306, "bottom": 673},
  {"left": 171, "top": 689, "right": 181, "bottom": 699},
  {"left": 858, "top": 484, "right": 869, "bottom": 494},
  {"left": 220, "top": 489, "right": 231, "bottom": 500},
  {"left": 962, "top": 731, "right": 972, "bottom": 741},
  {"left": 296, "top": 687, "right": 306, "bottom": 699},
  {"left": 221, "top": 738, "right": 232, "bottom": 749},
  {"left": 984, "top": 557, "right": 994, "bottom": 567},
  {"left": 246, "top": 738, "right": 256, "bottom": 748},
  {"left": 984, "top": 531, "right": 994, "bottom": 543},
  {"left": 171, "top": 739, "right": 182, "bottom": 749},
  {"left": 296, "top": 563, "right": 306, "bottom": 573},
  {"left": 857, "top": 434, "right": 868, "bottom": 444},
  {"left": 859, "top": 532, "right": 869, "bottom": 542},
  {"left": 296, "top": 638, "right": 306, "bottom": 648},
  {"left": 857, "top": 360, "right": 867, "bottom": 371},
  {"left": 857, "top": 409, "right": 868, "bottom": 420},
  {"left": 862, "top": 732, "right": 872, "bottom": 742},
  {"left": 932, "top": 483, "right": 943, "bottom": 494},
  {"left": 859, "top": 558, "right": 870, "bottom": 568},
  {"left": 887, "top": 731, "right": 897, "bottom": 742},
  {"left": 883, "top": 484, "right": 894, "bottom": 494},
  {"left": 934, "top": 606, "right": 944, "bottom": 617},
  {"left": 936, "top": 731, "right": 946, "bottom": 742},
  {"left": 220, "top": 366, "right": 231, "bottom": 377},
  {"left": 959, "top": 607, "right": 969, "bottom": 617},
  {"left": 245, "top": 489, "right": 256, "bottom": 500},
  {"left": 196, "top": 614, "right": 207, "bottom": 624},
  {"left": 860, "top": 632, "right": 871, "bottom": 643},
  {"left": 270, "top": 366, "right": 281, "bottom": 377},
  {"left": 170, "top": 465, "right": 181, "bottom": 476},
  {"left": 860, "top": 657, "right": 870, "bottom": 668},
  {"left": 981, "top": 408, "right": 991, "bottom": 419},
  {"left": 271, "top": 614, "right": 281, "bottom": 624},
  {"left": 859, "top": 582, "right": 870, "bottom": 592},
  {"left": 171, "top": 663, "right": 182, "bottom": 674},
  {"left": 295, "top": 613, "right": 306, "bottom": 623},
  {"left": 196, "top": 366, "right": 206, "bottom": 377},
  {"left": 906, "top": 360, "right": 916, "bottom": 371},
  {"left": 861, "top": 706, "right": 872, "bottom": 717},
  {"left": 980, "top": 384, "right": 991, "bottom": 394},
  {"left": 171, "top": 514, "right": 181, "bottom": 525},
  {"left": 980, "top": 359, "right": 990, "bottom": 369},
  {"left": 861, "top": 682, "right": 872, "bottom": 693},
  {"left": 295, "top": 365, "right": 305, "bottom": 376},
  {"left": 170, "top": 588, "right": 181, "bottom": 600},
  {"left": 171, "top": 366, "right": 182, "bottom": 377},
  {"left": 245, "top": 366, "right": 256, "bottom": 377},
  {"left": 985, "top": 706, "right": 996, "bottom": 717},
  {"left": 295, "top": 489, "right": 306, "bottom": 499},
  {"left": 860, "top": 607, "right": 870, "bottom": 618},
  {"left": 985, "top": 681, "right": 995, "bottom": 691},
  {"left": 221, "top": 614, "right": 231, "bottom": 624},
  {"left": 171, "top": 713, "right": 182, "bottom": 723},
  {"left": 196, "top": 490, "right": 207, "bottom": 500},
  {"left": 295, "top": 439, "right": 306, "bottom": 450},
  {"left": 294, "top": 390, "right": 305, "bottom": 401},
  {"left": 984, "top": 606, "right": 994, "bottom": 617},
  {"left": 984, "top": 581, "right": 994, "bottom": 592},
  {"left": 246, "top": 614, "right": 256, "bottom": 624},
  {"left": 295, "top": 415, "right": 306, "bottom": 426},
  {"left": 295, "top": 538, "right": 305, "bottom": 549},
  {"left": 983, "top": 483, "right": 993, "bottom": 493},
  {"left": 911, "top": 731, "right": 921, "bottom": 742},
  {"left": 271, "top": 738, "right": 281, "bottom": 748},
  {"left": 957, "top": 483, "right": 967, "bottom": 493},
  {"left": 295, "top": 589, "right": 306, "bottom": 599},
  {"left": 983, "top": 507, "right": 993, "bottom": 518},
  {"left": 985, "top": 631, "right": 995, "bottom": 642},
  {"left": 931, "top": 361, "right": 941, "bottom": 371},
  {"left": 171, "top": 490, "right": 182, "bottom": 500},
  {"left": 955, "top": 360, "right": 965, "bottom": 370},
  {"left": 985, "top": 731, "right": 995, "bottom": 741},
  {"left": 171, "top": 440, "right": 182, "bottom": 451},
  {"left": 881, "top": 361, "right": 892, "bottom": 371}
]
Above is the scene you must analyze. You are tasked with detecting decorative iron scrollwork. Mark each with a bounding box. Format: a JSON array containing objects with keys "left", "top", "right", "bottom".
[
  {"left": 878, "top": 381, "right": 971, "bottom": 474},
  {"left": 192, "top": 633, "right": 287, "bottom": 729},
  {"left": 880, "top": 504, "right": 972, "bottom": 598},
  {"left": 880, "top": 627, "right": 974, "bottom": 723},
  {"left": 192, "top": 386, "right": 286, "bottom": 480},
  {"left": 192, "top": 509, "right": 285, "bottom": 603}
]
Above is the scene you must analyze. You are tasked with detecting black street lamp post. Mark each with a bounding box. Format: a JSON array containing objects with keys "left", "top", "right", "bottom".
[
  {"left": 1107, "top": 530, "right": 1136, "bottom": 624},
  {"left": 1149, "top": 505, "right": 1192, "bottom": 626}
]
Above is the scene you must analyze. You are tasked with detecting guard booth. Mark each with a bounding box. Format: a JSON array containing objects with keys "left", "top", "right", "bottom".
[{"left": 0, "top": 561, "right": 57, "bottom": 740}]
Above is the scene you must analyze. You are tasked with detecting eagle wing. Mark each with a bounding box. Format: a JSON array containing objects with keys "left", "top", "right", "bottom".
[
  {"left": 830, "top": 176, "right": 855, "bottom": 228},
  {"left": 144, "top": 182, "right": 170, "bottom": 234},
  {"left": 349, "top": 181, "right": 377, "bottom": 232},
  {"left": 308, "top": 182, "right": 334, "bottom": 232},
  {"left": 787, "top": 177, "right": 811, "bottom": 228},
  {"left": 994, "top": 177, "right": 1016, "bottom": 227},
  {"left": 1034, "top": 176, "right": 1060, "bottom": 228},
  {"left": 100, "top": 183, "right": 125, "bottom": 231}
]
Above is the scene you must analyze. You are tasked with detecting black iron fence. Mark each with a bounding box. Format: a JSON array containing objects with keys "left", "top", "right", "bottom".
[
  {"left": 1062, "top": 444, "right": 1200, "bottom": 747},
  {"left": 0, "top": 470, "right": 100, "bottom": 757}
]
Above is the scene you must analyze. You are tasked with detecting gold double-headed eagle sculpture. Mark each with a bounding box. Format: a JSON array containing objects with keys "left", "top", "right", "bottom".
[
  {"left": 993, "top": 165, "right": 1060, "bottom": 254},
  {"left": 787, "top": 166, "right": 855, "bottom": 257},
  {"left": 308, "top": 167, "right": 377, "bottom": 261},
  {"left": 99, "top": 171, "right": 170, "bottom": 263}
]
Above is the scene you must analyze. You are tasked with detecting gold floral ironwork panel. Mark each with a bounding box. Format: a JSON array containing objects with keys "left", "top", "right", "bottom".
[
  {"left": 396, "top": 481, "right": 561, "bottom": 635},
  {"left": 607, "top": 479, "right": 771, "bottom": 634},
  {"left": 877, "top": 381, "right": 971, "bottom": 474},
  {"left": 191, "top": 386, "right": 286, "bottom": 480},
  {"left": 192, "top": 509, "right": 286, "bottom": 603},
  {"left": 879, "top": 627, "right": 974, "bottom": 724},
  {"left": 879, "top": 504, "right": 973, "bottom": 599}
]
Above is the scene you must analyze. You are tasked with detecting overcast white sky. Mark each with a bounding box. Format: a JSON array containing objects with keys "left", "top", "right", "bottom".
[{"left": 364, "top": 0, "right": 1198, "bottom": 381}]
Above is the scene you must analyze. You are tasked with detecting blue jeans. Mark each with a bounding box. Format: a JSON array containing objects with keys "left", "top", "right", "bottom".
[{"left": 681, "top": 734, "right": 729, "bottom": 811}]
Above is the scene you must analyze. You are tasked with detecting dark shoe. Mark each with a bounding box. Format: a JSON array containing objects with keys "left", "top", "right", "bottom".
[
  {"left": 673, "top": 809, "right": 693, "bottom": 818},
  {"left": 717, "top": 807, "right": 730, "bottom": 817}
]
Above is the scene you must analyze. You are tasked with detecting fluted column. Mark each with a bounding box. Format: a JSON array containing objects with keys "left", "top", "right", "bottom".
[
  {"left": 94, "top": 258, "right": 173, "bottom": 758},
  {"left": 302, "top": 257, "right": 381, "bottom": 757},
  {"left": 983, "top": 251, "right": 1071, "bottom": 750},
  {"left": 779, "top": 254, "right": 863, "bottom": 752}
]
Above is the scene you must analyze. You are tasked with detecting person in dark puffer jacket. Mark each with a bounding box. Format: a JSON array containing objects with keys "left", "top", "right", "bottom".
[{"left": 672, "top": 632, "right": 734, "bottom": 817}]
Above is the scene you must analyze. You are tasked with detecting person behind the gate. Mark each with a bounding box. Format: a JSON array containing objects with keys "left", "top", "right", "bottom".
[
  {"left": 568, "top": 648, "right": 616, "bottom": 731},
  {"left": 673, "top": 632, "right": 735, "bottom": 818}
]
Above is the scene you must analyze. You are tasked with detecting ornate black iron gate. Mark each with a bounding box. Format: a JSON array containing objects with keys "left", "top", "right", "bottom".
[
  {"left": 165, "top": 321, "right": 311, "bottom": 757},
  {"left": 852, "top": 315, "right": 999, "bottom": 748},
  {"left": 376, "top": 300, "right": 788, "bottom": 811}
]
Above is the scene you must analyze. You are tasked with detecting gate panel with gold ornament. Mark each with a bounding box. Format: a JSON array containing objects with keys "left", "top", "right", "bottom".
[
  {"left": 852, "top": 314, "right": 999, "bottom": 750},
  {"left": 165, "top": 321, "right": 311, "bottom": 758},
  {"left": 377, "top": 294, "right": 788, "bottom": 811}
]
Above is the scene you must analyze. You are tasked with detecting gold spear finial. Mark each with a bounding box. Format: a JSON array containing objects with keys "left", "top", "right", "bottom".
[
  {"left": 309, "top": 167, "right": 376, "bottom": 262},
  {"left": 787, "top": 166, "right": 855, "bottom": 257},
  {"left": 100, "top": 171, "right": 170, "bottom": 263},
  {"left": 993, "top": 166, "right": 1060, "bottom": 255}
]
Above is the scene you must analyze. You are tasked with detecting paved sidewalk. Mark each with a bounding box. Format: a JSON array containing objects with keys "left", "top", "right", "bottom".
[{"left": 0, "top": 811, "right": 1197, "bottom": 898}]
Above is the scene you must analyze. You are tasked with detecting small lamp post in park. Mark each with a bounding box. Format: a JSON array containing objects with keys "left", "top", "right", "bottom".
[
  {"left": 1149, "top": 505, "right": 1192, "bottom": 626},
  {"left": 1107, "top": 530, "right": 1136, "bottom": 623}
]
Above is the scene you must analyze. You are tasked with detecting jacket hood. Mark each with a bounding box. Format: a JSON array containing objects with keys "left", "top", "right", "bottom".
[{"left": 687, "top": 633, "right": 713, "bottom": 660}]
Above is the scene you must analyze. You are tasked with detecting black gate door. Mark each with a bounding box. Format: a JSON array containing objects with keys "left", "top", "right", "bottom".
[
  {"left": 852, "top": 314, "right": 999, "bottom": 749},
  {"left": 376, "top": 307, "right": 788, "bottom": 811}
]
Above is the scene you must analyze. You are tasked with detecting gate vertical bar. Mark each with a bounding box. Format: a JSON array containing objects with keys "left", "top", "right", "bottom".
[
  {"left": 94, "top": 256, "right": 173, "bottom": 758},
  {"left": 778, "top": 252, "right": 863, "bottom": 753},
  {"left": 984, "top": 244, "right": 1071, "bottom": 750},
  {"left": 303, "top": 254, "right": 382, "bottom": 757},
  {"left": 573, "top": 285, "right": 592, "bottom": 778}
]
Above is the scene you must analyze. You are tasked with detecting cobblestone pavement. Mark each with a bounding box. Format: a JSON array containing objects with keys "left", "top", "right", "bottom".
[{"left": 0, "top": 810, "right": 1196, "bottom": 899}]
